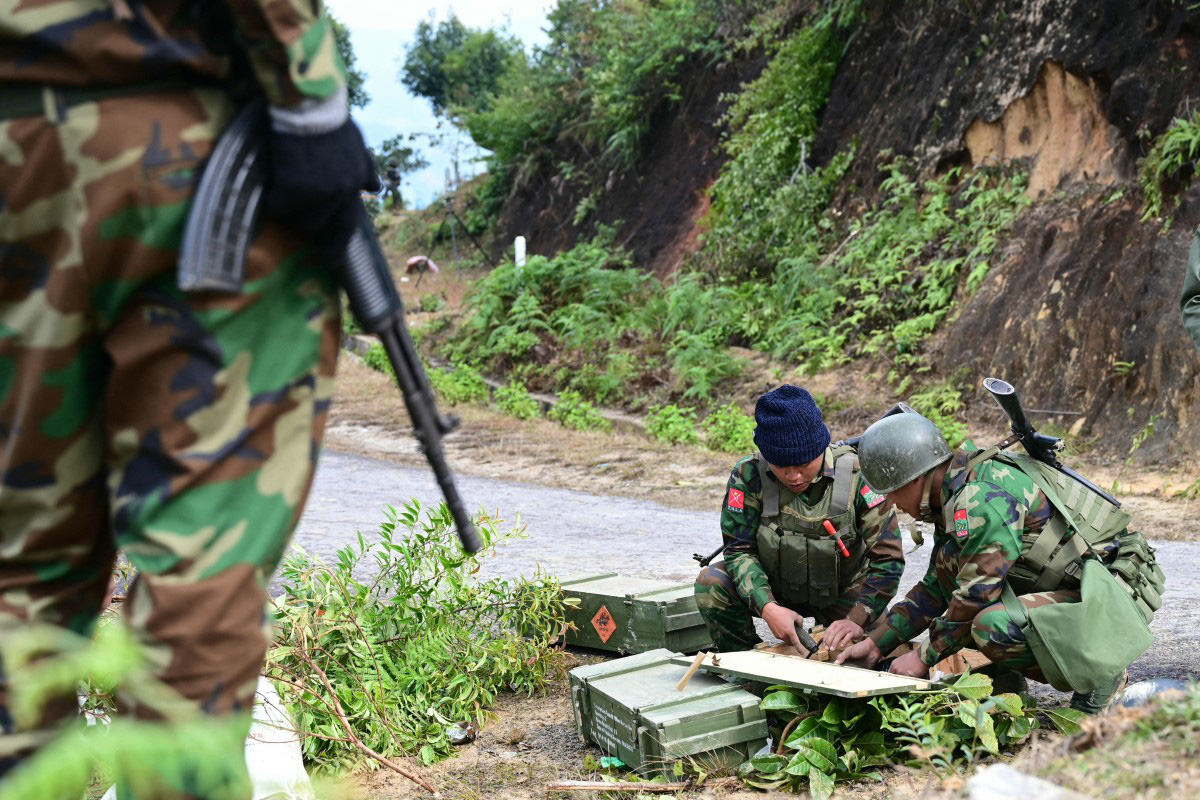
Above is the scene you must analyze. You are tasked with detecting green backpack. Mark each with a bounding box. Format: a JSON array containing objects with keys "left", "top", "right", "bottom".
[{"left": 977, "top": 449, "right": 1160, "bottom": 693}]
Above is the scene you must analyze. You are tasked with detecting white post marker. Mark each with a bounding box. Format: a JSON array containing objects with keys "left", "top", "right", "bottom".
[{"left": 515, "top": 235, "right": 527, "bottom": 270}]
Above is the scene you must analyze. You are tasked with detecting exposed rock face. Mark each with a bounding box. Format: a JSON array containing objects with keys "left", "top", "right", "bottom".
[
  {"left": 964, "top": 61, "right": 1131, "bottom": 198},
  {"left": 814, "top": 0, "right": 1200, "bottom": 194},
  {"left": 814, "top": 0, "right": 1200, "bottom": 459}
]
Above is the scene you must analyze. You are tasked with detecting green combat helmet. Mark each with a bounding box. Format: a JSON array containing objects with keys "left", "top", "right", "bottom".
[{"left": 857, "top": 411, "right": 952, "bottom": 493}]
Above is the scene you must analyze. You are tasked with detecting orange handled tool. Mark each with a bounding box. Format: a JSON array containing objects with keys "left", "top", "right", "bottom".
[{"left": 823, "top": 520, "right": 850, "bottom": 558}]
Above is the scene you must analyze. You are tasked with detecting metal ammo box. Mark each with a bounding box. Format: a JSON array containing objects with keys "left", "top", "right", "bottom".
[
  {"left": 561, "top": 573, "right": 713, "bottom": 654},
  {"left": 569, "top": 648, "right": 768, "bottom": 776}
]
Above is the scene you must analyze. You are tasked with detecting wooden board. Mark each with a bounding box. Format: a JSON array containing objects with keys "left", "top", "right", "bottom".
[{"left": 669, "top": 651, "right": 936, "bottom": 698}]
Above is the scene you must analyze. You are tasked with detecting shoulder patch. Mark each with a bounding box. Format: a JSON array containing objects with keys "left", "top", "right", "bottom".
[
  {"left": 860, "top": 483, "right": 886, "bottom": 509},
  {"left": 953, "top": 508, "right": 970, "bottom": 538},
  {"left": 727, "top": 487, "right": 745, "bottom": 511}
]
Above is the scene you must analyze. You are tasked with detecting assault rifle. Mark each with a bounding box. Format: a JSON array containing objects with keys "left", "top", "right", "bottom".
[
  {"left": 179, "top": 102, "right": 481, "bottom": 553},
  {"left": 983, "top": 377, "right": 1121, "bottom": 508}
]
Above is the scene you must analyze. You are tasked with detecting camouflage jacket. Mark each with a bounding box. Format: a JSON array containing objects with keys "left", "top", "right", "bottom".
[
  {"left": 0, "top": 1, "right": 345, "bottom": 107},
  {"left": 720, "top": 451, "right": 903, "bottom": 626},
  {"left": 867, "top": 441, "right": 1057, "bottom": 666},
  {"left": 1183, "top": 225, "right": 1200, "bottom": 351}
]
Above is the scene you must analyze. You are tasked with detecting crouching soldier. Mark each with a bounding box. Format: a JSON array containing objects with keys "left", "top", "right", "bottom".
[
  {"left": 838, "top": 410, "right": 1165, "bottom": 714},
  {"left": 695, "top": 386, "right": 904, "bottom": 653}
]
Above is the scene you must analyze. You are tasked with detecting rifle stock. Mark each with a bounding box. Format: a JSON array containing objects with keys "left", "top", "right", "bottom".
[{"left": 984, "top": 377, "right": 1121, "bottom": 508}]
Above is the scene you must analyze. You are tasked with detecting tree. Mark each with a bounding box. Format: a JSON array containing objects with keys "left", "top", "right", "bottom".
[
  {"left": 329, "top": 12, "right": 369, "bottom": 109},
  {"left": 400, "top": 13, "right": 524, "bottom": 123}
]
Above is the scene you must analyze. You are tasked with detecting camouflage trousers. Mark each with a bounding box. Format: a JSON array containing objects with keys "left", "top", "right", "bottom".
[
  {"left": 0, "top": 87, "right": 339, "bottom": 786},
  {"left": 694, "top": 562, "right": 853, "bottom": 652},
  {"left": 969, "top": 587, "right": 1081, "bottom": 680}
]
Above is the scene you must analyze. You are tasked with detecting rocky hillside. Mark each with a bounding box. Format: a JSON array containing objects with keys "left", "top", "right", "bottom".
[{"left": 478, "top": 0, "right": 1200, "bottom": 462}]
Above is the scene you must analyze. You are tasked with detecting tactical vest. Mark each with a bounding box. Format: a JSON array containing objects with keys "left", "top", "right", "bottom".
[
  {"left": 962, "top": 447, "right": 1165, "bottom": 622},
  {"left": 754, "top": 444, "right": 865, "bottom": 609}
]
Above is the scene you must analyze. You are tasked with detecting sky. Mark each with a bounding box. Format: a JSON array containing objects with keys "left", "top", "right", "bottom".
[{"left": 325, "top": 0, "right": 556, "bottom": 208}]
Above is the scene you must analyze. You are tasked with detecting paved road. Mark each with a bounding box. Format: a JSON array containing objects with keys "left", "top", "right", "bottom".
[{"left": 292, "top": 450, "right": 1197, "bottom": 690}]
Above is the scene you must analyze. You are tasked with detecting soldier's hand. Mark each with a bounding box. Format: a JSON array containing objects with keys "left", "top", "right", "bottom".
[
  {"left": 835, "top": 637, "right": 881, "bottom": 668},
  {"left": 761, "top": 602, "right": 803, "bottom": 648},
  {"left": 264, "top": 89, "right": 379, "bottom": 258},
  {"left": 822, "top": 619, "right": 864, "bottom": 651},
  {"left": 887, "top": 649, "right": 930, "bottom": 679}
]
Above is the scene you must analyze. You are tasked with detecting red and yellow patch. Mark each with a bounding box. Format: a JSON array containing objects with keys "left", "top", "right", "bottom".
[
  {"left": 727, "top": 487, "right": 745, "bottom": 511},
  {"left": 954, "top": 508, "right": 970, "bottom": 538},
  {"left": 860, "top": 484, "right": 886, "bottom": 509}
]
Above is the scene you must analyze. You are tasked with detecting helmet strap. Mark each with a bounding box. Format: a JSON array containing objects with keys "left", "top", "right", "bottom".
[{"left": 916, "top": 469, "right": 938, "bottom": 523}]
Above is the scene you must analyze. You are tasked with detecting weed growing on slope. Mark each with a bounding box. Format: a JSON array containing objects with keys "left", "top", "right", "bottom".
[
  {"left": 447, "top": 235, "right": 743, "bottom": 408},
  {"left": 429, "top": 362, "right": 489, "bottom": 406},
  {"left": 548, "top": 390, "right": 612, "bottom": 432},
  {"left": 495, "top": 380, "right": 541, "bottom": 420},
  {"left": 1140, "top": 110, "right": 1200, "bottom": 221},
  {"left": 645, "top": 404, "right": 700, "bottom": 445},
  {"left": 702, "top": 403, "right": 757, "bottom": 453}
]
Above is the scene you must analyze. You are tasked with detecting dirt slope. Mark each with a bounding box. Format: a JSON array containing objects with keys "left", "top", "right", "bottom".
[{"left": 810, "top": 0, "right": 1200, "bottom": 459}]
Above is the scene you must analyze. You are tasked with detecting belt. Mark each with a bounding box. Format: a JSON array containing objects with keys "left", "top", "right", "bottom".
[{"left": 0, "top": 79, "right": 205, "bottom": 122}]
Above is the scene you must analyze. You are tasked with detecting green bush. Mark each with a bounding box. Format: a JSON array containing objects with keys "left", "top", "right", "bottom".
[
  {"left": 430, "top": 362, "right": 490, "bottom": 406},
  {"left": 269, "top": 501, "right": 568, "bottom": 771},
  {"left": 644, "top": 404, "right": 699, "bottom": 445},
  {"left": 418, "top": 292, "right": 446, "bottom": 313},
  {"left": 361, "top": 341, "right": 395, "bottom": 381},
  {"left": 1140, "top": 109, "right": 1200, "bottom": 221},
  {"left": 548, "top": 389, "right": 612, "bottom": 432},
  {"left": 495, "top": 380, "right": 541, "bottom": 420},
  {"left": 447, "top": 236, "right": 743, "bottom": 408},
  {"left": 702, "top": 403, "right": 757, "bottom": 453}
]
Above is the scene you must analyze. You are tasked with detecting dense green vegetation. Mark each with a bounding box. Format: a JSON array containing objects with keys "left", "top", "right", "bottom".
[
  {"left": 269, "top": 501, "right": 568, "bottom": 770},
  {"left": 417, "top": 0, "right": 1030, "bottom": 426}
]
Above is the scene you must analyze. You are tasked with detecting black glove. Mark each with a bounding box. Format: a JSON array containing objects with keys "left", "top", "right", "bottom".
[{"left": 264, "top": 116, "right": 380, "bottom": 259}]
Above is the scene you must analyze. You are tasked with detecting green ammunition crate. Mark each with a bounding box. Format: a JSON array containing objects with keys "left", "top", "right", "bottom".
[
  {"left": 569, "top": 648, "right": 768, "bottom": 776},
  {"left": 561, "top": 573, "right": 713, "bottom": 654}
]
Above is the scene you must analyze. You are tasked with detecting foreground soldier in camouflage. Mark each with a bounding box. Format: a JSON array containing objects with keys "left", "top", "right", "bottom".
[
  {"left": 838, "top": 412, "right": 1165, "bottom": 713},
  {"left": 695, "top": 386, "right": 904, "bottom": 652},
  {"left": 0, "top": 1, "right": 376, "bottom": 792}
]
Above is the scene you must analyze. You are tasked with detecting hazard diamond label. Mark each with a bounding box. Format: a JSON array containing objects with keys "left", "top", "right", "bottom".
[{"left": 592, "top": 605, "right": 618, "bottom": 643}]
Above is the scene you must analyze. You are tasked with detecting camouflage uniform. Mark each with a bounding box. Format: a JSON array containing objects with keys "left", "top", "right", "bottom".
[
  {"left": 867, "top": 442, "right": 1120, "bottom": 678},
  {"left": 0, "top": 0, "right": 346, "bottom": 787},
  {"left": 1182, "top": 224, "right": 1200, "bottom": 351},
  {"left": 695, "top": 447, "right": 903, "bottom": 652}
]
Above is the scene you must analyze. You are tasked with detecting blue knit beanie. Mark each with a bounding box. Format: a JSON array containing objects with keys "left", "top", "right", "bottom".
[{"left": 753, "top": 385, "right": 830, "bottom": 466}]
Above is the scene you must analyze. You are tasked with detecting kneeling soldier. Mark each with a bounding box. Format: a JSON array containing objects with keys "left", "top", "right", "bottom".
[
  {"left": 695, "top": 386, "right": 904, "bottom": 653},
  {"left": 838, "top": 410, "right": 1165, "bottom": 713}
]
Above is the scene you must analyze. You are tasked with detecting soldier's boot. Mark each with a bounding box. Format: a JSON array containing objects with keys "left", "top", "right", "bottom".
[
  {"left": 976, "top": 663, "right": 1029, "bottom": 700},
  {"left": 1069, "top": 669, "right": 1129, "bottom": 715}
]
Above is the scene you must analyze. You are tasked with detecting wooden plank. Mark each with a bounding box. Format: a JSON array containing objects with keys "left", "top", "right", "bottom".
[{"left": 670, "top": 651, "right": 935, "bottom": 698}]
